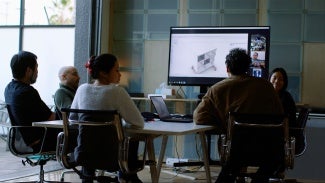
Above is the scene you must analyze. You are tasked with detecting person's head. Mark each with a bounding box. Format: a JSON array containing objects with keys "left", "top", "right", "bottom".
[
  {"left": 10, "top": 51, "right": 38, "bottom": 84},
  {"left": 85, "top": 53, "right": 121, "bottom": 84},
  {"left": 225, "top": 48, "right": 251, "bottom": 76},
  {"left": 269, "top": 67, "right": 288, "bottom": 93},
  {"left": 58, "top": 66, "right": 80, "bottom": 90},
  {"left": 252, "top": 52, "right": 258, "bottom": 60}
]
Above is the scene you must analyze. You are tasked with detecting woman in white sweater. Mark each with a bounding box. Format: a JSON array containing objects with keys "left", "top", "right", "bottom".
[{"left": 70, "top": 53, "right": 144, "bottom": 183}]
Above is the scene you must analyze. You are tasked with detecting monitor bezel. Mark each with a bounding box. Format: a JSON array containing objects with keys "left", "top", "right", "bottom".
[{"left": 167, "top": 26, "right": 271, "bottom": 87}]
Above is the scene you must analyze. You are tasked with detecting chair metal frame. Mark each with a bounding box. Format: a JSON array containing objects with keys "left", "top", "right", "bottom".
[
  {"left": 6, "top": 104, "right": 58, "bottom": 183},
  {"left": 292, "top": 107, "right": 309, "bottom": 157},
  {"left": 8, "top": 126, "right": 57, "bottom": 183},
  {"left": 219, "top": 112, "right": 295, "bottom": 182},
  {"left": 0, "top": 110, "right": 10, "bottom": 150},
  {"left": 57, "top": 108, "right": 147, "bottom": 182}
]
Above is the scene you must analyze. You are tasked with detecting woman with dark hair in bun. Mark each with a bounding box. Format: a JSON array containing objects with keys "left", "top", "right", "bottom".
[{"left": 70, "top": 53, "right": 144, "bottom": 183}]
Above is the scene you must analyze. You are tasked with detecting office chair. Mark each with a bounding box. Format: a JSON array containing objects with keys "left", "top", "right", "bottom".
[
  {"left": 57, "top": 108, "right": 147, "bottom": 182},
  {"left": 219, "top": 112, "right": 295, "bottom": 182},
  {"left": 6, "top": 104, "right": 58, "bottom": 183},
  {"left": 283, "top": 107, "right": 310, "bottom": 183}
]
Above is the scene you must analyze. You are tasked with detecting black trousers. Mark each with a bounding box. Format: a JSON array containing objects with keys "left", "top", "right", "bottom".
[{"left": 81, "top": 140, "right": 140, "bottom": 183}]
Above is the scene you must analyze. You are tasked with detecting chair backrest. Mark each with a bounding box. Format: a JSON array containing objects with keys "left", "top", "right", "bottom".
[
  {"left": 221, "top": 112, "right": 292, "bottom": 169},
  {"left": 0, "top": 110, "right": 10, "bottom": 138},
  {"left": 292, "top": 107, "right": 309, "bottom": 156},
  {"left": 6, "top": 104, "right": 47, "bottom": 154},
  {"left": 60, "top": 108, "right": 125, "bottom": 172},
  {"left": 6, "top": 104, "right": 18, "bottom": 126},
  {"left": 0, "top": 110, "right": 10, "bottom": 124}
]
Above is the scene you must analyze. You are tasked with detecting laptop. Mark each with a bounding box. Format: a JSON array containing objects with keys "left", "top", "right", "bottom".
[{"left": 150, "top": 96, "right": 193, "bottom": 123}]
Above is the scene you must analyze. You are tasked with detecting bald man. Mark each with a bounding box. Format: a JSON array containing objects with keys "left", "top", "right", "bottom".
[{"left": 54, "top": 66, "right": 80, "bottom": 119}]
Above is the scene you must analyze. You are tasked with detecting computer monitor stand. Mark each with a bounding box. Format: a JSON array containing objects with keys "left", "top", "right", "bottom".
[{"left": 197, "top": 85, "right": 209, "bottom": 99}]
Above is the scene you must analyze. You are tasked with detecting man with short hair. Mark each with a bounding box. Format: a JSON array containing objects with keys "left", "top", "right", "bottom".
[
  {"left": 54, "top": 66, "right": 80, "bottom": 119},
  {"left": 4, "top": 51, "right": 59, "bottom": 152},
  {"left": 194, "top": 48, "right": 283, "bottom": 183}
]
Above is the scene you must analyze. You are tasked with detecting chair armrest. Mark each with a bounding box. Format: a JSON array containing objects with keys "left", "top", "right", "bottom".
[
  {"left": 290, "top": 127, "right": 304, "bottom": 130},
  {"left": 69, "top": 120, "right": 114, "bottom": 126}
]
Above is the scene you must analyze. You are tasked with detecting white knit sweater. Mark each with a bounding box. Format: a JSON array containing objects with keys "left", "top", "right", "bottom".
[{"left": 70, "top": 83, "right": 144, "bottom": 129}]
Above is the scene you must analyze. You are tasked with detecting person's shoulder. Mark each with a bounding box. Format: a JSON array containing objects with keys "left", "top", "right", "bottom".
[
  {"left": 11, "top": 80, "right": 35, "bottom": 93},
  {"left": 7, "top": 80, "right": 27, "bottom": 88},
  {"left": 110, "top": 84, "right": 128, "bottom": 93},
  {"left": 77, "top": 83, "right": 90, "bottom": 89},
  {"left": 248, "top": 75, "right": 270, "bottom": 83},
  {"left": 252, "top": 76, "right": 275, "bottom": 88},
  {"left": 209, "top": 77, "right": 239, "bottom": 90},
  {"left": 54, "top": 87, "right": 65, "bottom": 94},
  {"left": 281, "top": 90, "right": 295, "bottom": 99},
  {"left": 54, "top": 85, "right": 73, "bottom": 97}
]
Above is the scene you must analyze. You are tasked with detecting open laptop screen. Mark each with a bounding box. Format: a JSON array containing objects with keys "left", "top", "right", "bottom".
[{"left": 150, "top": 96, "right": 171, "bottom": 119}]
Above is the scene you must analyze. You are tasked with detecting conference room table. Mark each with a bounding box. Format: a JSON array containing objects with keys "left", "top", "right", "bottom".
[{"left": 32, "top": 120, "right": 216, "bottom": 183}]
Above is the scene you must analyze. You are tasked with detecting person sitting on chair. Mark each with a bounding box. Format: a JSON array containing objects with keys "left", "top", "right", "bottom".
[
  {"left": 4, "top": 51, "right": 60, "bottom": 152},
  {"left": 54, "top": 66, "right": 80, "bottom": 119},
  {"left": 269, "top": 68, "right": 296, "bottom": 129},
  {"left": 193, "top": 48, "right": 284, "bottom": 183},
  {"left": 269, "top": 67, "right": 306, "bottom": 153},
  {"left": 70, "top": 53, "right": 144, "bottom": 183}
]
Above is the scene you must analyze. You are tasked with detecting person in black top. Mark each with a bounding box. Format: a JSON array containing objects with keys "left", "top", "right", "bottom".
[
  {"left": 269, "top": 67, "right": 297, "bottom": 130},
  {"left": 269, "top": 67, "right": 307, "bottom": 152},
  {"left": 4, "top": 51, "right": 59, "bottom": 152}
]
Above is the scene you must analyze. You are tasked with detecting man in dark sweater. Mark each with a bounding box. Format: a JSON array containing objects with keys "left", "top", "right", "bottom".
[{"left": 4, "top": 51, "right": 60, "bottom": 152}]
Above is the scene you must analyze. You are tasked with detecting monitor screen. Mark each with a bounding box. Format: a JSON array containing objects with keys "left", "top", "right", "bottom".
[{"left": 167, "top": 26, "right": 270, "bottom": 87}]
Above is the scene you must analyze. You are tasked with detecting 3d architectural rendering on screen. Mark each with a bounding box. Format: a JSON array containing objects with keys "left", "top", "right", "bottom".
[{"left": 192, "top": 48, "right": 217, "bottom": 74}]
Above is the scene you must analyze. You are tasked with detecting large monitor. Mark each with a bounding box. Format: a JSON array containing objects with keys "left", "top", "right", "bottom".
[{"left": 167, "top": 26, "right": 270, "bottom": 92}]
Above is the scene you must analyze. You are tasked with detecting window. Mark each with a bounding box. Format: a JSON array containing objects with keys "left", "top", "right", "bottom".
[{"left": 0, "top": 0, "right": 75, "bottom": 105}]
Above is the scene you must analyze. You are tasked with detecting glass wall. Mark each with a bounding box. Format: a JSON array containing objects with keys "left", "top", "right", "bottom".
[
  {"left": 111, "top": 0, "right": 325, "bottom": 103},
  {"left": 111, "top": 0, "right": 259, "bottom": 160},
  {"left": 111, "top": 0, "right": 258, "bottom": 98},
  {"left": 109, "top": 0, "right": 325, "bottom": 159},
  {"left": 0, "top": 0, "right": 75, "bottom": 105},
  {"left": 268, "top": 0, "right": 325, "bottom": 101}
]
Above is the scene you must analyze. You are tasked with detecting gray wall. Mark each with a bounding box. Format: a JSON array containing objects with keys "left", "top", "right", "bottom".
[{"left": 74, "top": 0, "right": 93, "bottom": 85}]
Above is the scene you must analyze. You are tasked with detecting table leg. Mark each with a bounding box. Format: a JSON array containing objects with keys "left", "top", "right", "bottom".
[
  {"left": 199, "top": 132, "right": 212, "bottom": 183},
  {"left": 147, "top": 136, "right": 158, "bottom": 183},
  {"left": 157, "top": 135, "right": 168, "bottom": 178}
]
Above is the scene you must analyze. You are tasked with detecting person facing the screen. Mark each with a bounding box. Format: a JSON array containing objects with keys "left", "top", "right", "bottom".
[
  {"left": 193, "top": 48, "right": 283, "bottom": 183},
  {"left": 251, "top": 51, "right": 265, "bottom": 68},
  {"left": 70, "top": 53, "right": 144, "bottom": 183}
]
